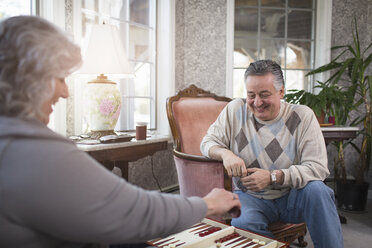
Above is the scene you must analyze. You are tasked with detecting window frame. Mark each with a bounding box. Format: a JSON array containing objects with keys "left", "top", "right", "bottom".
[
  {"left": 226, "top": 0, "right": 333, "bottom": 98},
  {"left": 39, "top": 0, "right": 68, "bottom": 135},
  {"left": 156, "top": 0, "right": 175, "bottom": 136},
  {"left": 114, "top": 0, "right": 157, "bottom": 131},
  {"left": 71, "top": 0, "right": 158, "bottom": 134}
]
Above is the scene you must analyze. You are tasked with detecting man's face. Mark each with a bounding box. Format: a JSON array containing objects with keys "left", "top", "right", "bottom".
[{"left": 245, "top": 73, "right": 284, "bottom": 121}]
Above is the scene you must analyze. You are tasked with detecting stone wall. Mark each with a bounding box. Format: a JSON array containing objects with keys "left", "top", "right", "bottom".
[
  {"left": 330, "top": 0, "right": 372, "bottom": 186},
  {"left": 175, "top": 0, "right": 227, "bottom": 95},
  {"left": 129, "top": 142, "right": 178, "bottom": 191}
]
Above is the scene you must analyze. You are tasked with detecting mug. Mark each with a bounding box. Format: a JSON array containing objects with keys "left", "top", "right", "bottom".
[{"left": 136, "top": 122, "right": 147, "bottom": 140}]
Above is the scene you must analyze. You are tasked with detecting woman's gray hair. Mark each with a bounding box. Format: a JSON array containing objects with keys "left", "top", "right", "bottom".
[
  {"left": 244, "top": 60, "right": 284, "bottom": 91},
  {"left": 0, "top": 15, "right": 81, "bottom": 120}
]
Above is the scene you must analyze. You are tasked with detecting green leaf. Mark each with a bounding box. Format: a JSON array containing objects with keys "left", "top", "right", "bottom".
[
  {"left": 362, "top": 41, "right": 372, "bottom": 55},
  {"left": 347, "top": 44, "right": 357, "bottom": 57},
  {"left": 352, "top": 16, "right": 361, "bottom": 57},
  {"left": 349, "top": 117, "right": 361, "bottom": 126},
  {"left": 305, "top": 62, "right": 341, "bottom": 76},
  {"left": 350, "top": 58, "right": 362, "bottom": 85},
  {"left": 331, "top": 45, "right": 349, "bottom": 50},
  {"left": 350, "top": 141, "right": 362, "bottom": 154},
  {"left": 368, "top": 76, "right": 372, "bottom": 103},
  {"left": 363, "top": 53, "right": 372, "bottom": 72},
  {"left": 331, "top": 58, "right": 353, "bottom": 85}
]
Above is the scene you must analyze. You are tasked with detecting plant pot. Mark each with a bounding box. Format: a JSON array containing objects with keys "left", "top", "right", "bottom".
[
  {"left": 336, "top": 180, "right": 369, "bottom": 212},
  {"left": 328, "top": 116, "right": 335, "bottom": 125},
  {"left": 316, "top": 111, "right": 325, "bottom": 124}
]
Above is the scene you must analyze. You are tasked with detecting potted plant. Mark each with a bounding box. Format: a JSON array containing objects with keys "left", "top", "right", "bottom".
[
  {"left": 284, "top": 82, "right": 349, "bottom": 124},
  {"left": 306, "top": 17, "right": 372, "bottom": 212}
]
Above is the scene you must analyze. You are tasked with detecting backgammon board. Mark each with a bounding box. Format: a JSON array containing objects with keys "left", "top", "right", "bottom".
[{"left": 147, "top": 218, "right": 288, "bottom": 248}]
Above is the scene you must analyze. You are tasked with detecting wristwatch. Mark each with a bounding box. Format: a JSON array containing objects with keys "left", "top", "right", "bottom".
[{"left": 270, "top": 170, "right": 277, "bottom": 185}]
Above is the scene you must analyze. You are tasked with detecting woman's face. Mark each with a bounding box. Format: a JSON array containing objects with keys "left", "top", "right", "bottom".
[{"left": 40, "top": 78, "right": 69, "bottom": 124}]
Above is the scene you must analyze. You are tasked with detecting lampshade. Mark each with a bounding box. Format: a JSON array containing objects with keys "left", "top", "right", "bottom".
[{"left": 79, "top": 24, "right": 134, "bottom": 76}]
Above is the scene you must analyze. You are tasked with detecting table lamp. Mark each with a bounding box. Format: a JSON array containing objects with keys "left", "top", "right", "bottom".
[{"left": 79, "top": 23, "right": 134, "bottom": 138}]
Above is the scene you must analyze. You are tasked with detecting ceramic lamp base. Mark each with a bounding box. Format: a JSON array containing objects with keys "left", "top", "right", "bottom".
[{"left": 84, "top": 74, "right": 121, "bottom": 133}]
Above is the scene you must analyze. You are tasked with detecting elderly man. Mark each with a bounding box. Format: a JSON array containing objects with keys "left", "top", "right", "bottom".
[{"left": 200, "top": 60, "right": 343, "bottom": 248}]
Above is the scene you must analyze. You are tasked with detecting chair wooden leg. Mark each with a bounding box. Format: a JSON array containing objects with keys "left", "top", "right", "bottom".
[
  {"left": 297, "top": 235, "right": 307, "bottom": 247},
  {"left": 270, "top": 222, "right": 307, "bottom": 247}
]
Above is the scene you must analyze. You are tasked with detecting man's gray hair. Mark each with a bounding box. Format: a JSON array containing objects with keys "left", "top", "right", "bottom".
[
  {"left": 0, "top": 15, "right": 81, "bottom": 121},
  {"left": 244, "top": 60, "right": 284, "bottom": 91}
]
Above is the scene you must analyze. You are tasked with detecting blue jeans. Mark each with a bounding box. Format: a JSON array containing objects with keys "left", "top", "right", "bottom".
[{"left": 231, "top": 181, "right": 343, "bottom": 248}]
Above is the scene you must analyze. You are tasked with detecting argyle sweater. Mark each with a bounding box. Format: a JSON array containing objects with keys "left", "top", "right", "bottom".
[{"left": 200, "top": 99, "right": 329, "bottom": 200}]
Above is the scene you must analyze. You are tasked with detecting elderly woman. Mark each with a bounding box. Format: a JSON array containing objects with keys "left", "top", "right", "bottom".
[{"left": 0, "top": 16, "right": 240, "bottom": 247}]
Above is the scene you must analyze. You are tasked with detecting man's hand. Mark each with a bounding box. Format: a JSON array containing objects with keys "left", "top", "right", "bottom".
[
  {"left": 222, "top": 151, "right": 247, "bottom": 177},
  {"left": 203, "top": 188, "right": 241, "bottom": 217},
  {"left": 240, "top": 168, "right": 271, "bottom": 191},
  {"left": 208, "top": 146, "right": 247, "bottom": 177}
]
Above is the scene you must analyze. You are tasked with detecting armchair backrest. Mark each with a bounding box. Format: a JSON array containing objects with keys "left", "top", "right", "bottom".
[{"left": 167, "top": 85, "right": 232, "bottom": 155}]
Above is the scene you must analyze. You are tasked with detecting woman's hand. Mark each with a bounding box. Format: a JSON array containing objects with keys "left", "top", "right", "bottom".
[{"left": 203, "top": 188, "right": 241, "bottom": 217}]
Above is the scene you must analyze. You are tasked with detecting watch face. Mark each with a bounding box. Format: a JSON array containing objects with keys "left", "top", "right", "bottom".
[{"left": 271, "top": 172, "right": 277, "bottom": 184}]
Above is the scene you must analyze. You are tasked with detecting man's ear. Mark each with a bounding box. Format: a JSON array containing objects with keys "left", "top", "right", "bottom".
[{"left": 279, "top": 86, "right": 285, "bottom": 99}]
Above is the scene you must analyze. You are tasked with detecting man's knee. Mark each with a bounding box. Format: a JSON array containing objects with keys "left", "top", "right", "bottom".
[
  {"left": 303, "top": 181, "right": 333, "bottom": 195},
  {"left": 300, "top": 181, "right": 336, "bottom": 206}
]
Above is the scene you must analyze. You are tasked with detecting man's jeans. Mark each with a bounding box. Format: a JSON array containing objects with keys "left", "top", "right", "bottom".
[{"left": 231, "top": 181, "right": 344, "bottom": 248}]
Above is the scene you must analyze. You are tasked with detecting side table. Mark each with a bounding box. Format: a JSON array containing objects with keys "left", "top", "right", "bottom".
[
  {"left": 77, "top": 135, "right": 169, "bottom": 181},
  {"left": 321, "top": 126, "right": 359, "bottom": 224}
]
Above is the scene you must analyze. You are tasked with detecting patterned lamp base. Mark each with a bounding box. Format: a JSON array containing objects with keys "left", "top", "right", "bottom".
[{"left": 84, "top": 74, "right": 121, "bottom": 137}]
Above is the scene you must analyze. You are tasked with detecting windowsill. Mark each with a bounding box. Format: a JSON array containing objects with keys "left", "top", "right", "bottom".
[
  {"left": 116, "top": 130, "right": 173, "bottom": 142},
  {"left": 320, "top": 126, "right": 359, "bottom": 132},
  {"left": 76, "top": 134, "right": 170, "bottom": 152}
]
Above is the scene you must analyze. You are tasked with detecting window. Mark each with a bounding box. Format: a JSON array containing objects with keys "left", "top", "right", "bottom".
[
  {"left": 0, "top": 1, "right": 70, "bottom": 134},
  {"left": 0, "top": 0, "right": 38, "bottom": 20},
  {"left": 76, "top": 0, "right": 157, "bottom": 132},
  {"left": 232, "top": 0, "right": 316, "bottom": 98}
]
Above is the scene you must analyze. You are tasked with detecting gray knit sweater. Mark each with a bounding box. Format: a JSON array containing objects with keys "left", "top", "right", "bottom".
[
  {"left": 201, "top": 99, "right": 329, "bottom": 199},
  {"left": 0, "top": 116, "right": 206, "bottom": 247}
]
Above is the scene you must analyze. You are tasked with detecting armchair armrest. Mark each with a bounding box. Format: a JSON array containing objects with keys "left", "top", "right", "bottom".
[
  {"left": 173, "top": 149, "right": 232, "bottom": 192},
  {"left": 173, "top": 149, "right": 216, "bottom": 162}
]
